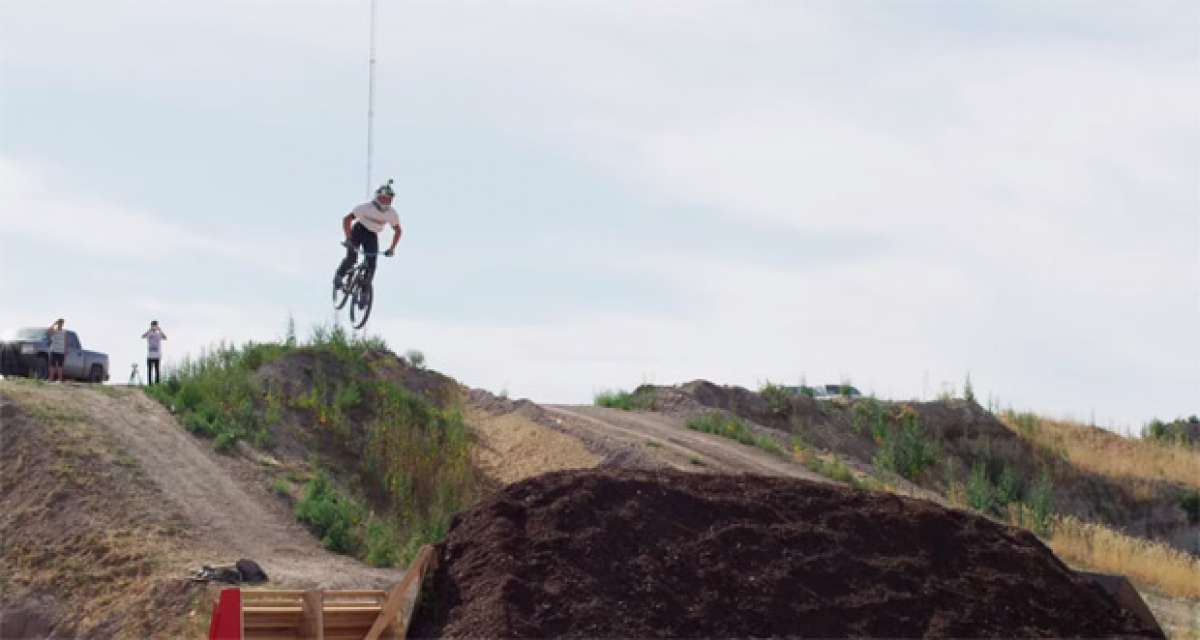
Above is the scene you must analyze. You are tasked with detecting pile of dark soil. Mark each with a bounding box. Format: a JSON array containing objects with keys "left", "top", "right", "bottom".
[{"left": 409, "top": 469, "right": 1160, "bottom": 638}]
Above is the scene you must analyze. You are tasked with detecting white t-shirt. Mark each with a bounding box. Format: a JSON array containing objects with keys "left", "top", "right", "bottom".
[
  {"left": 351, "top": 202, "right": 400, "bottom": 233},
  {"left": 142, "top": 329, "right": 165, "bottom": 359}
]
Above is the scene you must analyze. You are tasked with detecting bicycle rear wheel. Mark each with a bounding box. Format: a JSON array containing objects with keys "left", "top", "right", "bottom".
[{"left": 349, "top": 280, "right": 374, "bottom": 329}]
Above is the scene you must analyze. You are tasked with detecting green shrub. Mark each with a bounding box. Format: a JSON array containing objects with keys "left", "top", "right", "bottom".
[
  {"left": 966, "top": 461, "right": 995, "bottom": 514},
  {"left": 872, "top": 408, "right": 939, "bottom": 481},
  {"left": 963, "top": 373, "right": 976, "bottom": 404},
  {"left": 852, "top": 397, "right": 887, "bottom": 436},
  {"left": 805, "top": 456, "right": 860, "bottom": 488},
  {"left": 758, "top": 381, "right": 791, "bottom": 415},
  {"left": 1179, "top": 490, "right": 1200, "bottom": 525},
  {"left": 365, "top": 517, "right": 401, "bottom": 567},
  {"left": 1028, "top": 471, "right": 1055, "bottom": 536},
  {"left": 295, "top": 472, "right": 362, "bottom": 554},
  {"left": 594, "top": 387, "right": 656, "bottom": 411}
]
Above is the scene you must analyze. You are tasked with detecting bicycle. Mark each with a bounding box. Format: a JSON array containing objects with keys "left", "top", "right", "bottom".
[{"left": 333, "top": 244, "right": 390, "bottom": 329}]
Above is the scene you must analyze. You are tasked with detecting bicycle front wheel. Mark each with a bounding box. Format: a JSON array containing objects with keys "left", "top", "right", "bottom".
[
  {"left": 333, "top": 276, "right": 351, "bottom": 310},
  {"left": 350, "top": 280, "right": 374, "bottom": 329}
]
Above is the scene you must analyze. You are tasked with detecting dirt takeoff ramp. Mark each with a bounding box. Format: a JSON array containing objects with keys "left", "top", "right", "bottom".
[{"left": 409, "top": 469, "right": 1161, "bottom": 638}]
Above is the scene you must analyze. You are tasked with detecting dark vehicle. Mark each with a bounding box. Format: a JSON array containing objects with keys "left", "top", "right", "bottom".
[{"left": 0, "top": 327, "right": 110, "bottom": 382}]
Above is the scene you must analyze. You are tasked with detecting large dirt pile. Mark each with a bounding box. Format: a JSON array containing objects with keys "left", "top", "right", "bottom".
[{"left": 409, "top": 470, "right": 1160, "bottom": 638}]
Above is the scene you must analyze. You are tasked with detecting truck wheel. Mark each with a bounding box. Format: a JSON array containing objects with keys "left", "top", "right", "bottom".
[
  {"left": 31, "top": 356, "right": 48, "bottom": 380},
  {"left": 89, "top": 365, "right": 105, "bottom": 383}
]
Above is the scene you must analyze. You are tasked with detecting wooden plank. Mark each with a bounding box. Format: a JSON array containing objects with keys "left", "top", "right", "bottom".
[
  {"left": 363, "top": 545, "right": 435, "bottom": 640},
  {"left": 301, "top": 590, "right": 324, "bottom": 640}
]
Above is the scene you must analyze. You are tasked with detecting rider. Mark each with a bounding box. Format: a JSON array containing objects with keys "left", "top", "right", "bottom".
[{"left": 335, "top": 179, "right": 402, "bottom": 290}]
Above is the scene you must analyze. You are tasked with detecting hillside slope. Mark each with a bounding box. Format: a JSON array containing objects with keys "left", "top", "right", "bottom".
[{"left": 0, "top": 380, "right": 404, "bottom": 637}]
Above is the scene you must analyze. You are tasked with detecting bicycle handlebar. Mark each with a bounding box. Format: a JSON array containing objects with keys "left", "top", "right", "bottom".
[{"left": 341, "top": 241, "right": 394, "bottom": 257}]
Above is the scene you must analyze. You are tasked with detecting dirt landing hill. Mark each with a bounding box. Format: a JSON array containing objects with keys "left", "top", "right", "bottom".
[{"left": 410, "top": 469, "right": 1161, "bottom": 639}]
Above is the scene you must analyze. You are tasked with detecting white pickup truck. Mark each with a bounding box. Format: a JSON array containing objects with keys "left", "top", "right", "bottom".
[{"left": 0, "top": 327, "right": 110, "bottom": 382}]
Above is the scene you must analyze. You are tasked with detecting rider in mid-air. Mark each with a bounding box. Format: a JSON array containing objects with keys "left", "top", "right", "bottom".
[{"left": 335, "top": 179, "right": 402, "bottom": 290}]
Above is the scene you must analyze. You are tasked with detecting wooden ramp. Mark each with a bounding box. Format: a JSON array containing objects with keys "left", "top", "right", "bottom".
[{"left": 209, "top": 546, "right": 434, "bottom": 640}]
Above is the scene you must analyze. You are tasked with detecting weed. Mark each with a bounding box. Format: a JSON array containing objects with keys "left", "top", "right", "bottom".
[
  {"left": 1178, "top": 490, "right": 1200, "bottom": 525},
  {"left": 689, "top": 456, "right": 705, "bottom": 466},
  {"left": 758, "top": 381, "right": 791, "bottom": 416},
  {"left": 852, "top": 396, "right": 886, "bottom": 436},
  {"left": 872, "top": 406, "right": 939, "bottom": 481},
  {"left": 963, "top": 372, "right": 976, "bottom": 404},
  {"left": 688, "top": 412, "right": 784, "bottom": 456},
  {"left": 365, "top": 517, "right": 401, "bottom": 567},
  {"left": 295, "top": 471, "right": 363, "bottom": 554},
  {"left": 270, "top": 478, "right": 290, "bottom": 497},
  {"left": 594, "top": 387, "right": 656, "bottom": 411},
  {"left": 405, "top": 349, "right": 426, "bottom": 370},
  {"left": 645, "top": 441, "right": 662, "bottom": 448}
]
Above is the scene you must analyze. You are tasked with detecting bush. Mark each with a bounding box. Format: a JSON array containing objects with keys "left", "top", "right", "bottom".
[
  {"left": 872, "top": 407, "right": 939, "bottom": 481},
  {"left": 758, "top": 381, "right": 791, "bottom": 415},
  {"left": 295, "top": 472, "right": 362, "bottom": 554},
  {"left": 1179, "top": 490, "right": 1200, "bottom": 525},
  {"left": 852, "top": 397, "right": 886, "bottom": 436},
  {"left": 1028, "top": 471, "right": 1055, "bottom": 536},
  {"left": 594, "top": 387, "right": 656, "bottom": 411},
  {"left": 967, "top": 461, "right": 996, "bottom": 514},
  {"left": 405, "top": 349, "right": 426, "bottom": 370}
]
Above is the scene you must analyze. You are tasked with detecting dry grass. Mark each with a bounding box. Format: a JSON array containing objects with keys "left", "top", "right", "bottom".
[
  {"left": 999, "top": 412, "right": 1200, "bottom": 491},
  {"left": 1005, "top": 506, "right": 1200, "bottom": 600}
]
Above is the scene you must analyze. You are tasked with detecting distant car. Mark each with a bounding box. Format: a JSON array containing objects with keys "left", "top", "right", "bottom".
[
  {"left": 783, "top": 384, "right": 862, "bottom": 400},
  {"left": 0, "top": 327, "right": 110, "bottom": 382}
]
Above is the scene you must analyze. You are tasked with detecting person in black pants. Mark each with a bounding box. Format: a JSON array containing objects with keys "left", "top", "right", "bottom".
[
  {"left": 141, "top": 320, "right": 167, "bottom": 385},
  {"left": 334, "top": 179, "right": 403, "bottom": 289}
]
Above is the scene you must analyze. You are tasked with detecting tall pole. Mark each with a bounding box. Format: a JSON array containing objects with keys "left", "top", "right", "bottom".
[{"left": 366, "top": 0, "right": 377, "bottom": 197}]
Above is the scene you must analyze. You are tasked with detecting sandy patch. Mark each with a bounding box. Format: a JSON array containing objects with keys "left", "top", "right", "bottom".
[{"left": 466, "top": 407, "right": 600, "bottom": 484}]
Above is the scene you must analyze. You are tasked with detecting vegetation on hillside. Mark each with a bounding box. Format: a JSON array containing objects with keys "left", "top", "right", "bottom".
[
  {"left": 144, "top": 323, "right": 476, "bottom": 564},
  {"left": 594, "top": 387, "right": 656, "bottom": 411}
]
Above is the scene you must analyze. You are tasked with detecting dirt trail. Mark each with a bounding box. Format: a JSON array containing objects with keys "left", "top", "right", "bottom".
[
  {"left": 544, "top": 405, "right": 828, "bottom": 482},
  {"left": 2, "top": 383, "right": 403, "bottom": 590}
]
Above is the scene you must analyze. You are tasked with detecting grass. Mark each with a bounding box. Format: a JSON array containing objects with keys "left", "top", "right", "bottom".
[
  {"left": 687, "top": 412, "right": 784, "bottom": 456},
  {"left": 1004, "top": 507, "right": 1200, "bottom": 600},
  {"left": 999, "top": 411, "right": 1200, "bottom": 492},
  {"left": 791, "top": 436, "right": 864, "bottom": 489},
  {"left": 594, "top": 387, "right": 656, "bottom": 411}
]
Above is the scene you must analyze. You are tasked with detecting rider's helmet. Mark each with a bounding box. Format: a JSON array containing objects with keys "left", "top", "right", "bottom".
[{"left": 374, "top": 179, "right": 395, "bottom": 204}]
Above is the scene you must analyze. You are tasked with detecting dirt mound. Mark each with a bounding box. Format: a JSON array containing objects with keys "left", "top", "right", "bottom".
[{"left": 409, "top": 470, "right": 1160, "bottom": 638}]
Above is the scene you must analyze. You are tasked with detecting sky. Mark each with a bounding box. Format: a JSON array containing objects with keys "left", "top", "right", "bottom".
[{"left": 1, "top": 1, "right": 1197, "bottom": 433}]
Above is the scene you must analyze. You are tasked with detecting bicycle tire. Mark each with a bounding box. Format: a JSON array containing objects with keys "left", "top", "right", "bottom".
[
  {"left": 332, "top": 274, "right": 351, "bottom": 310},
  {"left": 350, "top": 280, "right": 374, "bottom": 329}
]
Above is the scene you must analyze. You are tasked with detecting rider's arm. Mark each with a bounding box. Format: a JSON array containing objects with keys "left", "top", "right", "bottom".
[
  {"left": 342, "top": 213, "right": 355, "bottom": 241},
  {"left": 386, "top": 224, "right": 402, "bottom": 253}
]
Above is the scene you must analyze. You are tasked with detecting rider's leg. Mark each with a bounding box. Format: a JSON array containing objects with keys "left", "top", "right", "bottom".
[
  {"left": 334, "top": 223, "right": 365, "bottom": 284},
  {"left": 362, "top": 229, "right": 379, "bottom": 285}
]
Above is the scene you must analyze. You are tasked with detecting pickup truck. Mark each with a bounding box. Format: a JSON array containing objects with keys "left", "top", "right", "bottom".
[{"left": 0, "top": 327, "right": 110, "bottom": 382}]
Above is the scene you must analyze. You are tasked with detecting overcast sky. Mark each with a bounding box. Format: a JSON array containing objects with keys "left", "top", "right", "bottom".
[{"left": 2, "top": 1, "right": 1197, "bottom": 432}]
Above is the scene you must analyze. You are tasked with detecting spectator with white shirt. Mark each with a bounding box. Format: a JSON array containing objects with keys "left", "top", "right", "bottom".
[
  {"left": 334, "top": 179, "right": 402, "bottom": 291},
  {"left": 141, "top": 320, "right": 167, "bottom": 385}
]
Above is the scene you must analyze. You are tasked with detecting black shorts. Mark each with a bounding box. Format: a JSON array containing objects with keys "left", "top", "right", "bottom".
[{"left": 50, "top": 352, "right": 65, "bottom": 367}]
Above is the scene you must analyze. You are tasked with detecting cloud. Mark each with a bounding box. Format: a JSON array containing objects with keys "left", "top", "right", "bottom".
[{"left": 0, "top": 156, "right": 302, "bottom": 277}]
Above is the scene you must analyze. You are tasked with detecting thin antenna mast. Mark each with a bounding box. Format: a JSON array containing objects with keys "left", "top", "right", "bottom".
[{"left": 365, "top": 0, "right": 377, "bottom": 197}]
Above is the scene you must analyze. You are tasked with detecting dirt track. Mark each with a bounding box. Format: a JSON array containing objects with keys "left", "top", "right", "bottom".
[
  {"left": 1, "top": 382, "right": 404, "bottom": 590},
  {"left": 544, "top": 405, "right": 828, "bottom": 481}
]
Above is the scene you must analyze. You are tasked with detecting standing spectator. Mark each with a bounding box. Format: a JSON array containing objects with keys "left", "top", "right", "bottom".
[
  {"left": 47, "top": 319, "right": 66, "bottom": 382},
  {"left": 141, "top": 320, "right": 167, "bottom": 385}
]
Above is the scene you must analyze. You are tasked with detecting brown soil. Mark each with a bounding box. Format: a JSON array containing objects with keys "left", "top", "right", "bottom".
[
  {"left": 465, "top": 406, "right": 600, "bottom": 486},
  {"left": 409, "top": 469, "right": 1162, "bottom": 639},
  {"left": 1, "top": 380, "right": 406, "bottom": 637}
]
